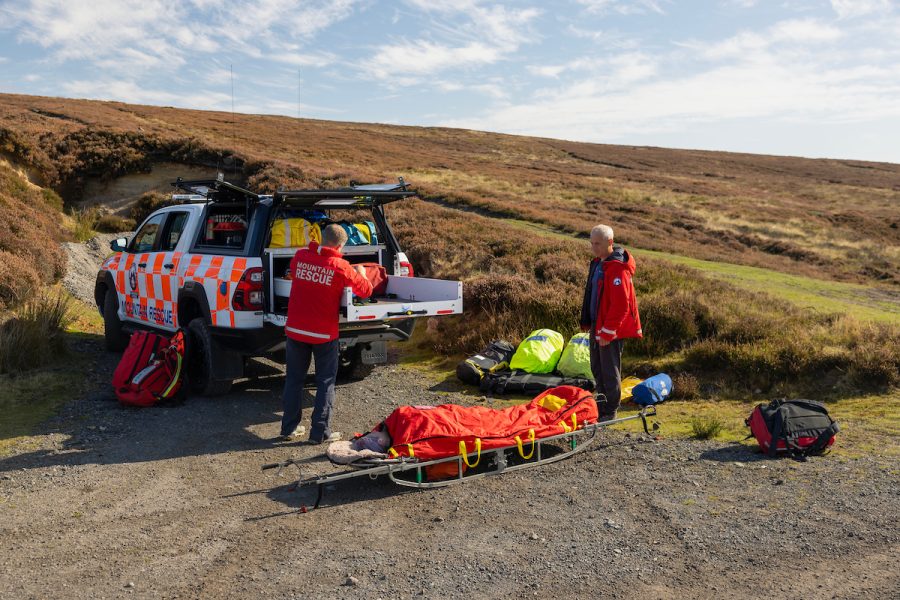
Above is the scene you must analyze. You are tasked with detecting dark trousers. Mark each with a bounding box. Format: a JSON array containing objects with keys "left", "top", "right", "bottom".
[
  {"left": 590, "top": 336, "right": 624, "bottom": 416},
  {"left": 280, "top": 337, "right": 339, "bottom": 440}
]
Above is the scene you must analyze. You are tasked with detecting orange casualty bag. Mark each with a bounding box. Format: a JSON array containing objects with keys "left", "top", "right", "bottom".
[{"left": 381, "top": 386, "right": 598, "bottom": 461}]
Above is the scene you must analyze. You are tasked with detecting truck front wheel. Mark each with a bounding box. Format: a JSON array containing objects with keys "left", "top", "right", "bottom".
[
  {"left": 103, "top": 289, "right": 129, "bottom": 352},
  {"left": 187, "top": 318, "right": 234, "bottom": 396}
]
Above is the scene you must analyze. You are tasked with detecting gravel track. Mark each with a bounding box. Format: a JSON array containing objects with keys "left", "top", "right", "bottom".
[{"left": 1, "top": 335, "right": 897, "bottom": 600}]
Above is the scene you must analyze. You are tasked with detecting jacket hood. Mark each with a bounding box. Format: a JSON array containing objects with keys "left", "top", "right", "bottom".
[
  {"left": 306, "top": 241, "right": 342, "bottom": 258},
  {"left": 603, "top": 245, "right": 635, "bottom": 275}
]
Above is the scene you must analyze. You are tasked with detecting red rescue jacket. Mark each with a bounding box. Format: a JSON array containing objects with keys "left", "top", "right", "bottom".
[
  {"left": 285, "top": 242, "right": 373, "bottom": 344},
  {"left": 592, "top": 248, "right": 642, "bottom": 343}
]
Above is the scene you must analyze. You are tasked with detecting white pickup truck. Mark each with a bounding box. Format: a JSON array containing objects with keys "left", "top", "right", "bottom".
[{"left": 95, "top": 178, "right": 463, "bottom": 395}]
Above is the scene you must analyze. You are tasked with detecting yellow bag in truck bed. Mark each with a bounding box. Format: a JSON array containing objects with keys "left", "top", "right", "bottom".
[{"left": 269, "top": 219, "right": 322, "bottom": 248}]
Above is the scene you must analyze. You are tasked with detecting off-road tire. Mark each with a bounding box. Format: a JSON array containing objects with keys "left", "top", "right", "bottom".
[
  {"left": 187, "top": 317, "right": 233, "bottom": 397},
  {"left": 103, "top": 289, "right": 129, "bottom": 352}
]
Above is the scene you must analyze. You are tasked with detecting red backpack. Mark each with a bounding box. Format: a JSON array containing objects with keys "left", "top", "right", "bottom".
[{"left": 112, "top": 330, "right": 186, "bottom": 407}]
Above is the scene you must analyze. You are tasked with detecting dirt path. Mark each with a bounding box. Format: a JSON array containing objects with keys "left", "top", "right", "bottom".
[{"left": 1, "top": 335, "right": 897, "bottom": 600}]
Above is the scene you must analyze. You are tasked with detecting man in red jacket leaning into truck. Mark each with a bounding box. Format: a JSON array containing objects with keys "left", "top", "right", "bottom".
[
  {"left": 280, "top": 224, "right": 373, "bottom": 444},
  {"left": 580, "top": 224, "right": 642, "bottom": 421}
]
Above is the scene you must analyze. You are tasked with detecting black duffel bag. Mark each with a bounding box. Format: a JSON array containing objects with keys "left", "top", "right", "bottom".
[
  {"left": 746, "top": 399, "right": 839, "bottom": 460},
  {"left": 456, "top": 340, "right": 516, "bottom": 386},
  {"left": 479, "top": 369, "right": 596, "bottom": 395}
]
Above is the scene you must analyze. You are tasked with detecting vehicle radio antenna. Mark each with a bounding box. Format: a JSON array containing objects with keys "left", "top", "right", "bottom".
[
  {"left": 297, "top": 69, "right": 303, "bottom": 171},
  {"left": 230, "top": 63, "right": 237, "bottom": 176}
]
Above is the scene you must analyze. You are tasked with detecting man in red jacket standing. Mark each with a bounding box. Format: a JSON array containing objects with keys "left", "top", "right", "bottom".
[
  {"left": 580, "top": 224, "right": 642, "bottom": 421},
  {"left": 280, "top": 224, "right": 373, "bottom": 444}
]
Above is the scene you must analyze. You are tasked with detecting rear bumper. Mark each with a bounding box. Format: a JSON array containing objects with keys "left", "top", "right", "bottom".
[{"left": 211, "top": 318, "right": 416, "bottom": 356}]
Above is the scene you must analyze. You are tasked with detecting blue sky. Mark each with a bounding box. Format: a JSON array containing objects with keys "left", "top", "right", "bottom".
[{"left": 1, "top": 0, "right": 898, "bottom": 162}]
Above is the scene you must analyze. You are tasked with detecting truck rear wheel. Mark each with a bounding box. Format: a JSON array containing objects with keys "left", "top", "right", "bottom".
[
  {"left": 103, "top": 289, "right": 129, "bottom": 352},
  {"left": 336, "top": 346, "right": 374, "bottom": 382},
  {"left": 187, "top": 318, "right": 234, "bottom": 396}
]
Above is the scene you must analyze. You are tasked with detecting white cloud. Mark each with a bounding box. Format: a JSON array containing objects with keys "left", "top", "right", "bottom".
[
  {"left": 576, "top": 0, "right": 667, "bottom": 15},
  {"left": 830, "top": 0, "right": 893, "bottom": 19},
  {"left": 4, "top": 0, "right": 187, "bottom": 70},
  {"left": 364, "top": 41, "right": 502, "bottom": 82},
  {"left": 1, "top": 0, "right": 357, "bottom": 76},
  {"left": 208, "top": 0, "right": 358, "bottom": 51},
  {"left": 681, "top": 18, "right": 843, "bottom": 60},
  {"left": 361, "top": 2, "right": 540, "bottom": 82},
  {"left": 437, "top": 79, "right": 506, "bottom": 99},
  {"left": 442, "top": 13, "right": 900, "bottom": 150},
  {"left": 270, "top": 51, "right": 339, "bottom": 68},
  {"left": 527, "top": 52, "right": 657, "bottom": 90},
  {"left": 62, "top": 80, "right": 231, "bottom": 110}
]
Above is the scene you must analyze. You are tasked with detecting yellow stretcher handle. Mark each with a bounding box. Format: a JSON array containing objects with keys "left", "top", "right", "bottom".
[
  {"left": 560, "top": 414, "right": 579, "bottom": 433},
  {"left": 515, "top": 429, "right": 536, "bottom": 459},
  {"left": 388, "top": 444, "right": 415, "bottom": 459},
  {"left": 459, "top": 439, "right": 482, "bottom": 468}
]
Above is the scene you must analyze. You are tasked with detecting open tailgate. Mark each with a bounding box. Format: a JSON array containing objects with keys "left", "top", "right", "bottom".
[{"left": 268, "top": 275, "right": 462, "bottom": 324}]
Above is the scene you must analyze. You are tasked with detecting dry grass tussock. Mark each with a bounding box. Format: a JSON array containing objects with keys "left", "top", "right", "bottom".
[{"left": 0, "top": 290, "right": 74, "bottom": 374}]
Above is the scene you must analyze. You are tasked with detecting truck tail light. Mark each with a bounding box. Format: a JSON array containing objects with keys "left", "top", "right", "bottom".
[
  {"left": 399, "top": 261, "right": 415, "bottom": 277},
  {"left": 233, "top": 267, "right": 264, "bottom": 311}
]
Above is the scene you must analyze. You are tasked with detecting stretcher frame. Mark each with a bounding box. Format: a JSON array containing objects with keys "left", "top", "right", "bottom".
[{"left": 262, "top": 405, "right": 659, "bottom": 509}]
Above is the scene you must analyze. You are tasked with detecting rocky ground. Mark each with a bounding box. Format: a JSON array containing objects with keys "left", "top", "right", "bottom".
[
  {"left": 61, "top": 233, "right": 126, "bottom": 305},
  {"left": 1, "top": 337, "right": 897, "bottom": 600},
  {"left": 1, "top": 236, "right": 896, "bottom": 599}
]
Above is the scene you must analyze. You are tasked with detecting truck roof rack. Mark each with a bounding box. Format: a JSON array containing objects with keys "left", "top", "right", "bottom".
[
  {"left": 171, "top": 177, "right": 260, "bottom": 203},
  {"left": 274, "top": 178, "right": 416, "bottom": 208}
]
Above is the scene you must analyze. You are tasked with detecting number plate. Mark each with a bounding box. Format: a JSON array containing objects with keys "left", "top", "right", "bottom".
[{"left": 361, "top": 341, "right": 387, "bottom": 365}]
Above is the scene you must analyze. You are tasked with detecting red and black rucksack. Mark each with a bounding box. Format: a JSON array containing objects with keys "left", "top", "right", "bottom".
[
  {"left": 112, "top": 330, "right": 186, "bottom": 407},
  {"left": 746, "top": 399, "right": 839, "bottom": 459}
]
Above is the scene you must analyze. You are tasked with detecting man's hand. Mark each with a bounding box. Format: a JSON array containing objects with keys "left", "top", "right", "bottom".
[{"left": 353, "top": 265, "right": 366, "bottom": 277}]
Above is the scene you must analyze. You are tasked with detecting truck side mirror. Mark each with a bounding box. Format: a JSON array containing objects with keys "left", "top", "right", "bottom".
[{"left": 110, "top": 237, "right": 128, "bottom": 252}]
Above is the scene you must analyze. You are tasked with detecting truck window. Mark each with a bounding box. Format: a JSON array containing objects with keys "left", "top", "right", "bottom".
[
  {"left": 160, "top": 211, "right": 190, "bottom": 252},
  {"left": 129, "top": 213, "right": 166, "bottom": 253},
  {"left": 196, "top": 204, "right": 252, "bottom": 250}
]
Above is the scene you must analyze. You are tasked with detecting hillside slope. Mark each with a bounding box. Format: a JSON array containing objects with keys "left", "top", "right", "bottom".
[
  {"left": 1, "top": 92, "right": 898, "bottom": 287},
  {"left": 0, "top": 93, "right": 897, "bottom": 397}
]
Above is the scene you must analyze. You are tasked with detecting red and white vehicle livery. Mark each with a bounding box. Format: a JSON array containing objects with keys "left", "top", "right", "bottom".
[{"left": 96, "top": 178, "right": 462, "bottom": 395}]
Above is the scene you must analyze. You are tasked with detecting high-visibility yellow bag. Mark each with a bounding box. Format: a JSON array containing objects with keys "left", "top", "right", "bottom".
[
  {"left": 269, "top": 219, "right": 321, "bottom": 248},
  {"left": 557, "top": 333, "right": 593, "bottom": 379},
  {"left": 509, "top": 328, "right": 564, "bottom": 374}
]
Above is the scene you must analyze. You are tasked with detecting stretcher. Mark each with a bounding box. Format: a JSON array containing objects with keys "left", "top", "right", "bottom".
[{"left": 262, "top": 386, "right": 661, "bottom": 510}]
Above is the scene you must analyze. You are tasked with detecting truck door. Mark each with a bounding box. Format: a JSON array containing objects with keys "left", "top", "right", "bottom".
[
  {"left": 145, "top": 211, "right": 190, "bottom": 330},
  {"left": 120, "top": 213, "right": 166, "bottom": 327}
]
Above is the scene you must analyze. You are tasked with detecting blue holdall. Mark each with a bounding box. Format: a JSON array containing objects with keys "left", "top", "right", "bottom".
[{"left": 632, "top": 374, "right": 672, "bottom": 406}]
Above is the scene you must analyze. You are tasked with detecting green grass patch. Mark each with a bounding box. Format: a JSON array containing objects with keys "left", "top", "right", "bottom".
[
  {"left": 634, "top": 248, "right": 900, "bottom": 326},
  {"left": 0, "top": 294, "right": 102, "bottom": 456},
  {"left": 611, "top": 393, "right": 899, "bottom": 458},
  {"left": 690, "top": 416, "right": 725, "bottom": 439},
  {"left": 0, "top": 369, "right": 80, "bottom": 454},
  {"left": 503, "top": 217, "right": 900, "bottom": 326}
]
